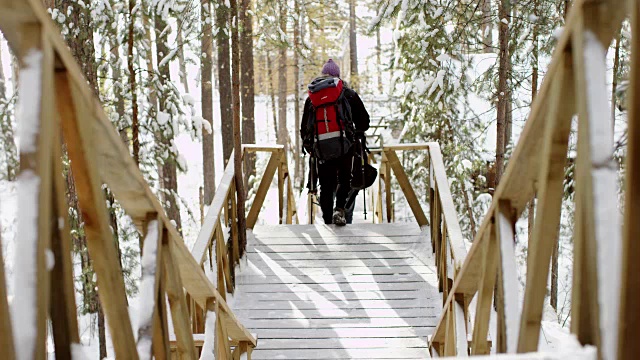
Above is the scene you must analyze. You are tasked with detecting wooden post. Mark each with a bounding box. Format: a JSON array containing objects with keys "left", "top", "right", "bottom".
[
  {"left": 49, "top": 129, "right": 80, "bottom": 358},
  {"left": 495, "top": 200, "right": 519, "bottom": 353},
  {"left": 278, "top": 150, "right": 285, "bottom": 224},
  {"left": 572, "top": 10, "right": 623, "bottom": 358},
  {"left": 246, "top": 151, "right": 279, "bottom": 228},
  {"left": 13, "top": 23, "right": 54, "bottom": 360},
  {"left": 471, "top": 226, "right": 498, "bottom": 355},
  {"left": 384, "top": 149, "right": 429, "bottom": 226},
  {"left": 618, "top": 0, "right": 640, "bottom": 357},
  {"left": 382, "top": 153, "right": 392, "bottom": 222},
  {"left": 163, "top": 236, "right": 197, "bottom": 359},
  {"left": 517, "top": 53, "right": 574, "bottom": 352},
  {"left": 57, "top": 70, "right": 138, "bottom": 358}
]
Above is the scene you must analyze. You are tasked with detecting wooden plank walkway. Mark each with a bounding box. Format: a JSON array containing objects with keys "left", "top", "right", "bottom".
[{"left": 231, "top": 223, "right": 439, "bottom": 359}]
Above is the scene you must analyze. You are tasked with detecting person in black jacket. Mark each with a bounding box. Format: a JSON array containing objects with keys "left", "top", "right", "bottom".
[{"left": 301, "top": 59, "right": 370, "bottom": 225}]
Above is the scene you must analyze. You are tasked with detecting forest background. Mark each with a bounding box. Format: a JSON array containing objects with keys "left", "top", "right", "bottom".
[{"left": 0, "top": 0, "right": 631, "bottom": 356}]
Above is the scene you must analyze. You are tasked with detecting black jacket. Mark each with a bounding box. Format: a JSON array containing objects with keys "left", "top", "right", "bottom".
[{"left": 300, "top": 85, "right": 370, "bottom": 153}]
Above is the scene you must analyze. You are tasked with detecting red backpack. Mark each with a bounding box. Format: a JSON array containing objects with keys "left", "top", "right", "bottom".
[{"left": 306, "top": 77, "right": 354, "bottom": 160}]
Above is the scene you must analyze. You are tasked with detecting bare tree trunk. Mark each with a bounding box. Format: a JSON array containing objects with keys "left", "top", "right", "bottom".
[
  {"left": 348, "top": 0, "right": 358, "bottom": 87},
  {"left": 267, "top": 52, "right": 278, "bottom": 142},
  {"left": 231, "top": 0, "right": 248, "bottom": 255},
  {"left": 129, "top": 0, "right": 140, "bottom": 166},
  {"left": 611, "top": 30, "right": 621, "bottom": 138},
  {"left": 494, "top": 0, "right": 510, "bottom": 187},
  {"left": 278, "top": 2, "right": 289, "bottom": 148},
  {"left": 216, "top": 0, "right": 234, "bottom": 164},
  {"left": 0, "top": 41, "right": 17, "bottom": 181},
  {"left": 202, "top": 0, "right": 216, "bottom": 203},
  {"left": 155, "top": 13, "right": 183, "bottom": 232},
  {"left": 240, "top": 0, "right": 256, "bottom": 191},
  {"left": 482, "top": 0, "right": 493, "bottom": 52},
  {"left": 293, "top": 0, "right": 301, "bottom": 186}
]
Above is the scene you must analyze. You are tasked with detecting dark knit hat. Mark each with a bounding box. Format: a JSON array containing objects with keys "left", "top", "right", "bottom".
[{"left": 321, "top": 59, "right": 340, "bottom": 77}]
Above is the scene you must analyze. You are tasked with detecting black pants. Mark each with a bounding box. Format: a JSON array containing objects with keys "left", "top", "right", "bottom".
[{"left": 318, "top": 155, "right": 353, "bottom": 224}]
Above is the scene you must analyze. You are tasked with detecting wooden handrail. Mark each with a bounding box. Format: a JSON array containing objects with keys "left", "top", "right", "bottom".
[
  {"left": 429, "top": 0, "right": 631, "bottom": 356},
  {"left": 0, "top": 0, "right": 258, "bottom": 358}
]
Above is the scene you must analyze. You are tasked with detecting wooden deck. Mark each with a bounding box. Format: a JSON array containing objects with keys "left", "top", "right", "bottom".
[{"left": 231, "top": 223, "right": 439, "bottom": 359}]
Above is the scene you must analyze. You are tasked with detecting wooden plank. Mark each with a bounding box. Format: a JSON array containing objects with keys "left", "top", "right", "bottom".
[
  {"left": 246, "top": 251, "right": 415, "bottom": 261},
  {"left": 151, "top": 262, "right": 171, "bottom": 360},
  {"left": 278, "top": 150, "right": 285, "bottom": 224},
  {"left": 237, "top": 281, "right": 433, "bottom": 293},
  {"left": 240, "top": 317, "right": 437, "bottom": 329},
  {"left": 247, "top": 347, "right": 428, "bottom": 359},
  {"left": 495, "top": 201, "right": 519, "bottom": 354},
  {"left": 136, "top": 218, "right": 163, "bottom": 359},
  {"left": 243, "top": 257, "right": 430, "bottom": 268},
  {"left": 517, "top": 52, "right": 574, "bottom": 353},
  {"left": 11, "top": 24, "right": 53, "bottom": 360},
  {"left": 239, "top": 327, "right": 432, "bottom": 339},
  {"left": 247, "top": 243, "right": 418, "bottom": 252},
  {"left": 49, "top": 129, "right": 80, "bottom": 358},
  {"left": 232, "top": 299, "right": 437, "bottom": 310},
  {"left": 252, "top": 224, "right": 422, "bottom": 238},
  {"left": 58, "top": 70, "right": 138, "bottom": 359},
  {"left": 241, "top": 263, "right": 435, "bottom": 276},
  {"left": 246, "top": 151, "right": 279, "bottom": 228},
  {"left": 234, "top": 289, "right": 437, "bottom": 301},
  {"left": 384, "top": 143, "right": 431, "bottom": 151},
  {"left": 427, "top": 143, "right": 467, "bottom": 268},
  {"left": 237, "top": 337, "right": 428, "bottom": 349},
  {"left": 575, "top": 8, "right": 624, "bottom": 360},
  {"left": 383, "top": 149, "right": 429, "bottom": 227},
  {"left": 618, "top": 0, "right": 640, "bottom": 357},
  {"left": 192, "top": 155, "right": 235, "bottom": 265},
  {"left": 235, "top": 274, "right": 437, "bottom": 285},
  {"left": 163, "top": 235, "right": 197, "bottom": 359},
  {"left": 215, "top": 302, "right": 232, "bottom": 360},
  {"left": 470, "top": 226, "right": 498, "bottom": 355},
  {"left": 242, "top": 144, "right": 283, "bottom": 153},
  {"left": 454, "top": 299, "right": 469, "bottom": 357},
  {"left": 249, "top": 235, "right": 423, "bottom": 245},
  {"left": 233, "top": 307, "right": 441, "bottom": 319}
]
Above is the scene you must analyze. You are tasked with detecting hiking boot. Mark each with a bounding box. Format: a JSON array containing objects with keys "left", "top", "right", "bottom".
[{"left": 332, "top": 208, "right": 347, "bottom": 226}]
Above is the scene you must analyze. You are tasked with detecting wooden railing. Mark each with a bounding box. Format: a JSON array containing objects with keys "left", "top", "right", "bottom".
[
  {"left": 188, "top": 145, "right": 297, "bottom": 352},
  {"left": 429, "top": 0, "right": 638, "bottom": 357},
  {"left": 0, "top": 0, "right": 256, "bottom": 358}
]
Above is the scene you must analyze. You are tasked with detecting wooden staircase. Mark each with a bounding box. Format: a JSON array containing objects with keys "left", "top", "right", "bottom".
[{"left": 231, "top": 223, "right": 438, "bottom": 359}]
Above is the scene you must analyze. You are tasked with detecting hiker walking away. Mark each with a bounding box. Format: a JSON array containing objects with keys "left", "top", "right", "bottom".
[{"left": 301, "top": 59, "right": 370, "bottom": 226}]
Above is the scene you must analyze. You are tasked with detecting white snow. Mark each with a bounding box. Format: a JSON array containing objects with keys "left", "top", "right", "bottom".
[
  {"left": 135, "top": 220, "right": 159, "bottom": 359},
  {"left": 157, "top": 111, "right": 170, "bottom": 126},
  {"left": 497, "top": 209, "right": 520, "bottom": 353},
  {"left": 71, "top": 343, "right": 91, "bottom": 359},
  {"left": 583, "top": 31, "right": 622, "bottom": 360},
  {"left": 11, "top": 169, "right": 41, "bottom": 359},
  {"left": 45, "top": 249, "right": 55, "bottom": 270},
  {"left": 16, "top": 50, "right": 43, "bottom": 153}
]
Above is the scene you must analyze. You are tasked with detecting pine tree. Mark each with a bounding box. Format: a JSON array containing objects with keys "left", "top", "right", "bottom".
[
  {"left": 216, "top": 0, "right": 234, "bottom": 164},
  {"left": 240, "top": 0, "right": 256, "bottom": 191},
  {"left": 201, "top": 0, "right": 216, "bottom": 203}
]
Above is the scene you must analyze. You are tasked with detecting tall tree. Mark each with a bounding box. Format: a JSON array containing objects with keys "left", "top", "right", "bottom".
[
  {"left": 216, "top": 0, "right": 234, "bottom": 163},
  {"left": 56, "top": 0, "right": 108, "bottom": 355},
  {"left": 494, "top": 0, "right": 510, "bottom": 187},
  {"left": 293, "top": 0, "right": 301, "bottom": 185},
  {"left": 155, "top": 10, "right": 183, "bottom": 232},
  {"left": 201, "top": 0, "right": 216, "bottom": 204},
  {"left": 267, "top": 52, "right": 278, "bottom": 142},
  {"left": 231, "top": 0, "right": 248, "bottom": 255},
  {"left": 129, "top": 0, "right": 140, "bottom": 166},
  {"left": 0, "top": 40, "right": 17, "bottom": 181},
  {"left": 277, "top": 1, "right": 288, "bottom": 148},
  {"left": 348, "top": 0, "right": 358, "bottom": 87},
  {"left": 240, "top": 0, "right": 256, "bottom": 189}
]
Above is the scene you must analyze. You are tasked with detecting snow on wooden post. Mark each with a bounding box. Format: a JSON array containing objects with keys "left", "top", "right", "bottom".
[
  {"left": 136, "top": 218, "right": 165, "bottom": 359},
  {"left": 12, "top": 24, "right": 54, "bottom": 360},
  {"left": 495, "top": 200, "right": 520, "bottom": 353},
  {"left": 572, "top": 20, "right": 623, "bottom": 360},
  {"left": 517, "top": 54, "right": 574, "bottom": 353}
]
